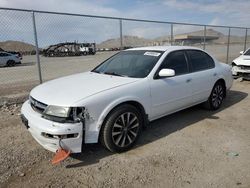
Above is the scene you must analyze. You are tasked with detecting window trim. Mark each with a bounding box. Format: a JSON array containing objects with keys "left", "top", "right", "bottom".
[
  {"left": 154, "top": 50, "right": 190, "bottom": 79},
  {"left": 185, "top": 49, "right": 215, "bottom": 73}
]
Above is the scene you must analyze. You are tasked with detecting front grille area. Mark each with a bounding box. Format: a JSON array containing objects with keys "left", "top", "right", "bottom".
[
  {"left": 240, "top": 65, "right": 250, "bottom": 70},
  {"left": 29, "top": 96, "right": 48, "bottom": 114}
]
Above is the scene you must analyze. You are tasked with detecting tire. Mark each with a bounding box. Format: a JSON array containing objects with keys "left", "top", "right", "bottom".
[
  {"left": 204, "top": 81, "right": 225, "bottom": 110},
  {"left": 100, "top": 104, "right": 143, "bottom": 153},
  {"left": 6, "top": 60, "right": 15, "bottom": 67}
]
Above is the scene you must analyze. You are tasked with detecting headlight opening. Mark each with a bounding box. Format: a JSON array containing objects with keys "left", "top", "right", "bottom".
[{"left": 42, "top": 106, "right": 85, "bottom": 123}]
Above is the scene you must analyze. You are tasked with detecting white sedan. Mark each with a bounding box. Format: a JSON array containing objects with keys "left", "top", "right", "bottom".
[
  {"left": 21, "top": 46, "right": 233, "bottom": 153},
  {"left": 0, "top": 52, "right": 21, "bottom": 67},
  {"left": 232, "top": 48, "right": 250, "bottom": 80}
]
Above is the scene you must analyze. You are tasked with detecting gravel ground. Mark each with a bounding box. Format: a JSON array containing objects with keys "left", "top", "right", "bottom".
[{"left": 0, "top": 80, "right": 250, "bottom": 188}]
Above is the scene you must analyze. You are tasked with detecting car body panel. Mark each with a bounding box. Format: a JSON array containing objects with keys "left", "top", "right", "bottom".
[
  {"left": 150, "top": 74, "right": 193, "bottom": 119},
  {"left": 0, "top": 52, "right": 20, "bottom": 66},
  {"left": 30, "top": 72, "right": 139, "bottom": 106}
]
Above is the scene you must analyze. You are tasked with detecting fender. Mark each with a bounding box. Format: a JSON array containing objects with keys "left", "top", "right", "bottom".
[{"left": 96, "top": 96, "right": 150, "bottom": 130}]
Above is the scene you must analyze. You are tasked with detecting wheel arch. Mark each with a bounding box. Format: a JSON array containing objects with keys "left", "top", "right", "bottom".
[
  {"left": 97, "top": 99, "right": 148, "bottom": 141},
  {"left": 214, "top": 78, "right": 226, "bottom": 98}
]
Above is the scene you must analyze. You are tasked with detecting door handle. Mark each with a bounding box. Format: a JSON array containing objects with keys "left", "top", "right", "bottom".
[
  {"left": 213, "top": 73, "right": 217, "bottom": 76},
  {"left": 186, "top": 78, "right": 192, "bottom": 83}
]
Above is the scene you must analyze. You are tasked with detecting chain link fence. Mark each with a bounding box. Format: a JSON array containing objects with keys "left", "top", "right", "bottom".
[{"left": 0, "top": 7, "right": 250, "bottom": 99}]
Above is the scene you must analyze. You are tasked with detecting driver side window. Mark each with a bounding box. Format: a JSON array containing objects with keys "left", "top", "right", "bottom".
[{"left": 161, "top": 50, "right": 189, "bottom": 76}]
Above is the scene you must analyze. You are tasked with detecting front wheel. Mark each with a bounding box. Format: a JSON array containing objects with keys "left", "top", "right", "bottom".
[
  {"left": 100, "top": 104, "right": 143, "bottom": 152},
  {"left": 204, "top": 82, "right": 225, "bottom": 110}
]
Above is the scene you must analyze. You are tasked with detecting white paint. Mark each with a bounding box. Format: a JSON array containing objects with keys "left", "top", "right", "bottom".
[{"left": 144, "top": 51, "right": 161, "bottom": 57}]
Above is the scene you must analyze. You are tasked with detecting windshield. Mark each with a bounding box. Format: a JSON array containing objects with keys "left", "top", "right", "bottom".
[
  {"left": 244, "top": 49, "right": 250, "bottom": 56},
  {"left": 92, "top": 50, "right": 163, "bottom": 78}
]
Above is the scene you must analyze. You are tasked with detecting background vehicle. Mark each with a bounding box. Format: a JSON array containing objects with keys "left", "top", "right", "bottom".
[
  {"left": 232, "top": 48, "right": 250, "bottom": 80},
  {"left": 0, "top": 52, "right": 21, "bottom": 67},
  {"left": 21, "top": 46, "right": 233, "bottom": 154},
  {"left": 0, "top": 47, "right": 22, "bottom": 60},
  {"left": 7, "top": 51, "right": 22, "bottom": 60},
  {"left": 42, "top": 42, "right": 96, "bottom": 57}
]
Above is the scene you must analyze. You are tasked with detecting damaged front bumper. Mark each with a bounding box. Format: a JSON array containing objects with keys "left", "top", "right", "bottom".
[
  {"left": 232, "top": 65, "right": 250, "bottom": 80},
  {"left": 21, "top": 101, "right": 84, "bottom": 153}
]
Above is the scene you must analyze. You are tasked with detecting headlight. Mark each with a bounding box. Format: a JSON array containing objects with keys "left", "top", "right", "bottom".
[
  {"left": 42, "top": 106, "right": 85, "bottom": 123},
  {"left": 44, "top": 105, "right": 70, "bottom": 118}
]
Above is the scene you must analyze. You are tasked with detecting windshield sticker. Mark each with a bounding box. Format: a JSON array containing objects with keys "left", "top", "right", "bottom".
[{"left": 144, "top": 51, "right": 161, "bottom": 57}]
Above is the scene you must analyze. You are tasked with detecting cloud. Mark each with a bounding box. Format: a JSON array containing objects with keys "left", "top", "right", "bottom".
[
  {"left": 163, "top": 0, "right": 250, "bottom": 27},
  {"left": 0, "top": 0, "right": 124, "bottom": 46},
  {"left": 209, "top": 17, "right": 221, "bottom": 25},
  {"left": 164, "top": 0, "right": 250, "bottom": 14},
  {"left": 0, "top": 0, "right": 121, "bottom": 17}
]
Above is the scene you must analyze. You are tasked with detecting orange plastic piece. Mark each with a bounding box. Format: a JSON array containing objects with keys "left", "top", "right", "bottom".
[{"left": 51, "top": 148, "right": 71, "bottom": 164}]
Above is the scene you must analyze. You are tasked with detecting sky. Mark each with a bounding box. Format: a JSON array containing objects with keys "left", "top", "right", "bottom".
[{"left": 0, "top": 0, "right": 249, "bottom": 46}]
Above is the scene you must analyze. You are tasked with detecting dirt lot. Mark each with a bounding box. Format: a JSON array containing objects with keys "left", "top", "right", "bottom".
[{"left": 0, "top": 80, "right": 250, "bottom": 188}]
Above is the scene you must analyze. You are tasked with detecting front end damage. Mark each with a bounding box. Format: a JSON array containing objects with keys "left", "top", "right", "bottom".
[
  {"left": 21, "top": 100, "right": 85, "bottom": 153},
  {"left": 232, "top": 64, "right": 250, "bottom": 80}
]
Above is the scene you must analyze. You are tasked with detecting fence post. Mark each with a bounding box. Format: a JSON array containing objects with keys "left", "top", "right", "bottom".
[
  {"left": 244, "top": 28, "right": 248, "bottom": 52},
  {"left": 226, "top": 27, "right": 231, "bottom": 64},
  {"left": 31, "top": 11, "right": 42, "bottom": 84},
  {"left": 203, "top": 25, "right": 206, "bottom": 50},
  {"left": 170, "top": 23, "right": 173, "bottom": 45},
  {"left": 119, "top": 19, "right": 123, "bottom": 50}
]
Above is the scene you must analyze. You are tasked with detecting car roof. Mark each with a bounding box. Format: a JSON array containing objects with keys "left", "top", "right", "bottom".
[
  {"left": 125, "top": 45, "right": 202, "bottom": 52},
  {"left": 0, "top": 51, "right": 11, "bottom": 55}
]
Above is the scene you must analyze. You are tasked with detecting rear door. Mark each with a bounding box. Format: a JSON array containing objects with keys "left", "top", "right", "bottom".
[
  {"left": 150, "top": 50, "right": 193, "bottom": 118},
  {"left": 185, "top": 50, "right": 217, "bottom": 103}
]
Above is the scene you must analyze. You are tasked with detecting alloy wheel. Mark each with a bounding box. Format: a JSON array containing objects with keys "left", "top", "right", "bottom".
[
  {"left": 212, "top": 84, "right": 224, "bottom": 108},
  {"left": 111, "top": 112, "right": 140, "bottom": 148}
]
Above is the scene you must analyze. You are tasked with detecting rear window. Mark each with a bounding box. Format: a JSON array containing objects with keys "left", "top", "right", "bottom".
[{"left": 187, "top": 50, "right": 215, "bottom": 72}]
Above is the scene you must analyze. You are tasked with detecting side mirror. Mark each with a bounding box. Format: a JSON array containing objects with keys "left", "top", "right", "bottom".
[
  {"left": 158, "top": 68, "right": 175, "bottom": 78},
  {"left": 240, "top": 51, "right": 244, "bottom": 55}
]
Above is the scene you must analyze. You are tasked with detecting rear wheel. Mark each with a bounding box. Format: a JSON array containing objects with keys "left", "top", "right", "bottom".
[
  {"left": 204, "top": 81, "right": 225, "bottom": 110},
  {"left": 6, "top": 60, "right": 15, "bottom": 67},
  {"left": 100, "top": 104, "right": 143, "bottom": 152}
]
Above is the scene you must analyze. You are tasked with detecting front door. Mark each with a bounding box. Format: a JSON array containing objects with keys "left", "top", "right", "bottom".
[{"left": 150, "top": 50, "right": 193, "bottom": 119}]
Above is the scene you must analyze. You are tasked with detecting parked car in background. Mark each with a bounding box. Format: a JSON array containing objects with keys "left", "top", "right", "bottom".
[
  {"left": 0, "top": 52, "right": 21, "bottom": 67},
  {"left": 21, "top": 46, "right": 233, "bottom": 154},
  {"left": 8, "top": 51, "right": 22, "bottom": 60},
  {"left": 232, "top": 48, "right": 250, "bottom": 80},
  {"left": 0, "top": 48, "right": 22, "bottom": 60}
]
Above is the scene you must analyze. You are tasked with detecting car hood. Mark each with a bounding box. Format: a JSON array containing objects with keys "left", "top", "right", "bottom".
[
  {"left": 30, "top": 72, "right": 139, "bottom": 106},
  {"left": 233, "top": 55, "right": 250, "bottom": 66}
]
